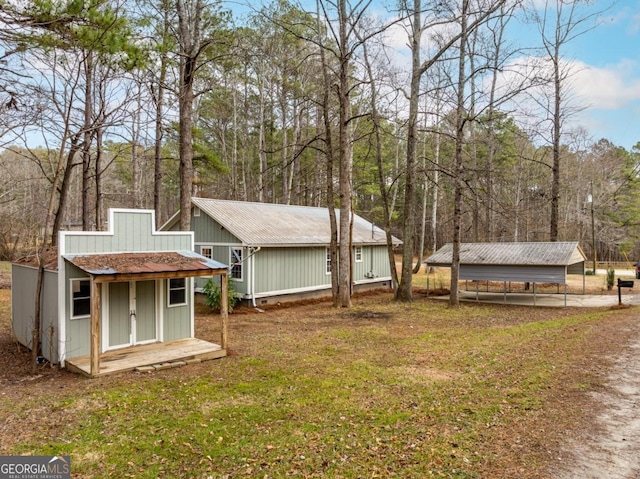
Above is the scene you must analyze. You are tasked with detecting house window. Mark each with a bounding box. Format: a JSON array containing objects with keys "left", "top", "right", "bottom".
[
  {"left": 230, "top": 247, "right": 243, "bottom": 281},
  {"left": 326, "top": 248, "right": 331, "bottom": 274},
  {"left": 194, "top": 206, "right": 201, "bottom": 217},
  {"left": 201, "top": 246, "right": 213, "bottom": 259},
  {"left": 168, "top": 278, "right": 187, "bottom": 306},
  {"left": 71, "top": 278, "right": 91, "bottom": 318},
  {"left": 354, "top": 246, "right": 363, "bottom": 262}
]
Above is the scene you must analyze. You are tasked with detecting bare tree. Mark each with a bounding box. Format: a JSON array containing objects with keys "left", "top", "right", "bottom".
[{"left": 532, "top": 0, "right": 600, "bottom": 241}]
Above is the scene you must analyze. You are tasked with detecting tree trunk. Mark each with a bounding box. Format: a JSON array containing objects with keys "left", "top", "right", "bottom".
[
  {"left": 337, "top": 0, "right": 353, "bottom": 308},
  {"left": 82, "top": 51, "right": 93, "bottom": 230},
  {"left": 317, "top": 0, "right": 339, "bottom": 305},
  {"left": 450, "top": 0, "right": 469, "bottom": 307},
  {"left": 396, "top": 0, "right": 421, "bottom": 302},
  {"left": 550, "top": 43, "right": 561, "bottom": 242},
  {"left": 177, "top": 0, "right": 202, "bottom": 231}
]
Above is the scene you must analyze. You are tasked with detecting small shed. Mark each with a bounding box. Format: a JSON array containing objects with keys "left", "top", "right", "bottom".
[
  {"left": 11, "top": 209, "right": 229, "bottom": 377},
  {"left": 162, "top": 198, "right": 402, "bottom": 306},
  {"left": 425, "top": 242, "right": 587, "bottom": 305}
]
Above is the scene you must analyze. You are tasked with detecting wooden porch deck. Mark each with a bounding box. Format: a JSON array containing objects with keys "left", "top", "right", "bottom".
[{"left": 65, "top": 338, "right": 226, "bottom": 377}]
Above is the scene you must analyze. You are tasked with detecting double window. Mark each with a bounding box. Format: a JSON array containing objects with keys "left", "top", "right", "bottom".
[{"left": 354, "top": 246, "right": 363, "bottom": 263}]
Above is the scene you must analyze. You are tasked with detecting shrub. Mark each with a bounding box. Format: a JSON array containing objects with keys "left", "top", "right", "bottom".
[
  {"left": 202, "top": 277, "right": 241, "bottom": 313},
  {"left": 606, "top": 268, "right": 615, "bottom": 290}
]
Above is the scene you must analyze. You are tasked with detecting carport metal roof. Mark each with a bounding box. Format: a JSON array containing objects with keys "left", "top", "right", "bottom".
[
  {"left": 425, "top": 242, "right": 587, "bottom": 306},
  {"left": 426, "top": 241, "right": 586, "bottom": 268}
]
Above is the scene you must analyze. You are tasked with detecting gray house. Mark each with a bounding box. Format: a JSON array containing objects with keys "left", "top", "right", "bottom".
[
  {"left": 11, "top": 209, "right": 229, "bottom": 377},
  {"left": 162, "top": 198, "right": 401, "bottom": 306}
]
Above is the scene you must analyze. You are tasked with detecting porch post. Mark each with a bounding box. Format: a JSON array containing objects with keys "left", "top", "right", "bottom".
[
  {"left": 220, "top": 273, "right": 229, "bottom": 350},
  {"left": 90, "top": 279, "right": 101, "bottom": 376}
]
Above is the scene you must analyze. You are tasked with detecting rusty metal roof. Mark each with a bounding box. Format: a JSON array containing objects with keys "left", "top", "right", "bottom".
[
  {"left": 425, "top": 242, "right": 586, "bottom": 266},
  {"left": 191, "top": 198, "right": 401, "bottom": 247},
  {"left": 64, "top": 251, "right": 228, "bottom": 276}
]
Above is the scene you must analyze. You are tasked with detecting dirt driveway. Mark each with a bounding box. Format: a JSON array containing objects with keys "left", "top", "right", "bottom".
[{"left": 553, "top": 318, "right": 640, "bottom": 478}]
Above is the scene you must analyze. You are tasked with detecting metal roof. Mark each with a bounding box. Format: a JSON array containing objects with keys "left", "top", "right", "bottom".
[
  {"left": 190, "top": 198, "right": 401, "bottom": 247},
  {"left": 64, "top": 251, "right": 228, "bottom": 276},
  {"left": 425, "top": 242, "right": 586, "bottom": 267}
]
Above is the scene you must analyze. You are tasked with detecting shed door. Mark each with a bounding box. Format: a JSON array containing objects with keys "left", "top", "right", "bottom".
[
  {"left": 106, "top": 281, "right": 157, "bottom": 350},
  {"left": 134, "top": 280, "right": 156, "bottom": 343},
  {"left": 108, "top": 282, "right": 131, "bottom": 349}
]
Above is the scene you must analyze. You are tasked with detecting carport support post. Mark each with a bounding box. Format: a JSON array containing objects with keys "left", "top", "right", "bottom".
[
  {"left": 90, "top": 279, "right": 101, "bottom": 376},
  {"left": 533, "top": 282, "right": 536, "bottom": 306},
  {"left": 220, "top": 273, "right": 229, "bottom": 350}
]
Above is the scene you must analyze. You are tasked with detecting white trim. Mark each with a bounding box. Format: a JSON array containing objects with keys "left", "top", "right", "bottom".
[
  {"left": 167, "top": 277, "right": 188, "bottom": 307},
  {"left": 229, "top": 247, "right": 244, "bottom": 282},
  {"left": 325, "top": 248, "right": 331, "bottom": 275},
  {"left": 58, "top": 233, "right": 66, "bottom": 366},
  {"left": 353, "top": 276, "right": 392, "bottom": 285},
  {"left": 248, "top": 282, "right": 333, "bottom": 298},
  {"left": 354, "top": 246, "right": 363, "bottom": 263},
  {"left": 195, "top": 241, "right": 245, "bottom": 248},
  {"left": 189, "top": 277, "right": 195, "bottom": 338},
  {"left": 60, "top": 209, "right": 193, "bottom": 244},
  {"left": 244, "top": 277, "right": 392, "bottom": 299},
  {"left": 157, "top": 279, "right": 164, "bottom": 342},
  {"left": 69, "top": 277, "right": 91, "bottom": 319}
]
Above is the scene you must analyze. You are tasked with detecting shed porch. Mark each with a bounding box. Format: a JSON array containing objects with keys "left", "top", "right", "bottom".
[{"left": 65, "top": 338, "right": 226, "bottom": 377}]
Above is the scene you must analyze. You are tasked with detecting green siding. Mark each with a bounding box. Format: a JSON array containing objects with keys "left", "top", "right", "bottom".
[
  {"left": 64, "top": 210, "right": 192, "bottom": 255},
  {"left": 253, "top": 247, "right": 330, "bottom": 294},
  {"left": 136, "top": 280, "right": 156, "bottom": 342},
  {"left": 64, "top": 263, "right": 91, "bottom": 359},
  {"left": 352, "top": 246, "right": 391, "bottom": 281},
  {"left": 109, "top": 282, "right": 131, "bottom": 347},
  {"left": 11, "top": 266, "right": 58, "bottom": 362},
  {"left": 163, "top": 280, "right": 191, "bottom": 341},
  {"left": 192, "top": 212, "right": 241, "bottom": 244}
]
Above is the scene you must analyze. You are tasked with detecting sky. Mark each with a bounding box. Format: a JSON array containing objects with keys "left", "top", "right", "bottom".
[
  {"left": 271, "top": 0, "right": 640, "bottom": 151},
  {"left": 514, "top": 0, "right": 640, "bottom": 150}
]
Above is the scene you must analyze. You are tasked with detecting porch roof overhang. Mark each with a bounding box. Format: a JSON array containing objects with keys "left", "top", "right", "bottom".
[{"left": 63, "top": 251, "right": 228, "bottom": 283}]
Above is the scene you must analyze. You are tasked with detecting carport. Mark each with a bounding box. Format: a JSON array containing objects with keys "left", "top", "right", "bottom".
[{"left": 425, "top": 242, "right": 587, "bottom": 306}]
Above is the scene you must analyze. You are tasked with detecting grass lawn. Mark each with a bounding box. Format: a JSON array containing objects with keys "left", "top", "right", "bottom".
[{"left": 0, "top": 273, "right": 637, "bottom": 478}]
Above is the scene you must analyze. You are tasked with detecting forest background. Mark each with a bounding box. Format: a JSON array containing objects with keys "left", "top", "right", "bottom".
[{"left": 1, "top": 0, "right": 640, "bottom": 306}]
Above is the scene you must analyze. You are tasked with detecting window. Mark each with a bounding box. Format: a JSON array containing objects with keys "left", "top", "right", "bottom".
[
  {"left": 201, "top": 246, "right": 212, "bottom": 259},
  {"left": 326, "top": 248, "right": 331, "bottom": 274},
  {"left": 71, "top": 279, "right": 91, "bottom": 318},
  {"left": 354, "top": 246, "right": 363, "bottom": 263},
  {"left": 168, "top": 278, "right": 187, "bottom": 306},
  {"left": 194, "top": 206, "right": 201, "bottom": 217},
  {"left": 230, "top": 247, "right": 243, "bottom": 281}
]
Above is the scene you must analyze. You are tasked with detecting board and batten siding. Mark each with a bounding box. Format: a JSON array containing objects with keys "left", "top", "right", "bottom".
[
  {"left": 163, "top": 279, "right": 192, "bottom": 341},
  {"left": 11, "top": 265, "right": 59, "bottom": 363},
  {"left": 63, "top": 262, "right": 92, "bottom": 359},
  {"left": 190, "top": 211, "right": 242, "bottom": 244},
  {"left": 459, "top": 264, "right": 567, "bottom": 284},
  {"left": 253, "top": 247, "right": 330, "bottom": 294},
  {"left": 193, "top": 245, "right": 240, "bottom": 293},
  {"left": 352, "top": 245, "right": 391, "bottom": 282},
  {"left": 64, "top": 210, "right": 192, "bottom": 255}
]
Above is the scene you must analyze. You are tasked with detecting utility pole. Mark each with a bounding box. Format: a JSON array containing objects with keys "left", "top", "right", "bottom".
[{"left": 588, "top": 181, "right": 596, "bottom": 273}]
